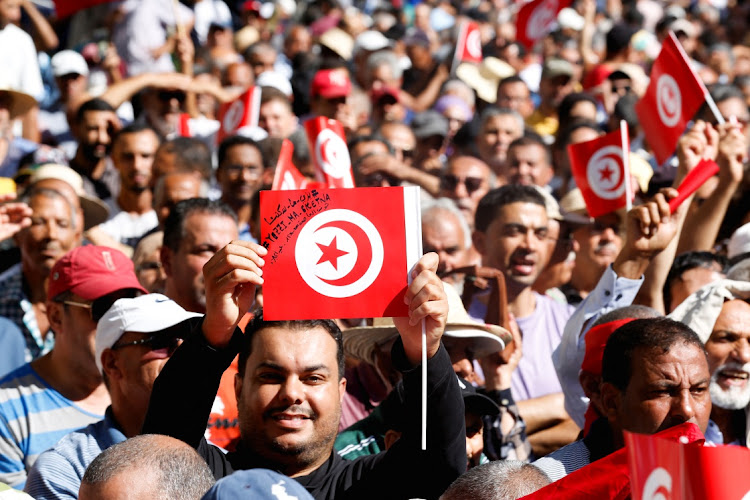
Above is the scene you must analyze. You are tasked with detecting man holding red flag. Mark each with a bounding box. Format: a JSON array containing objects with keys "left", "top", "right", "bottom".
[{"left": 142, "top": 242, "right": 468, "bottom": 500}]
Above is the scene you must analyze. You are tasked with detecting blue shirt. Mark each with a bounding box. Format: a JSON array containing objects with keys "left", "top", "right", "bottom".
[{"left": 24, "top": 409, "right": 125, "bottom": 499}]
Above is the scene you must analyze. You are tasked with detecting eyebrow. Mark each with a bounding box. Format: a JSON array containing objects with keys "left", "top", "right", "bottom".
[{"left": 257, "top": 362, "right": 331, "bottom": 374}]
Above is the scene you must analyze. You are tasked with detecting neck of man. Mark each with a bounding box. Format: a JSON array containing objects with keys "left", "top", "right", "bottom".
[
  {"left": 31, "top": 351, "right": 110, "bottom": 410},
  {"left": 111, "top": 394, "right": 147, "bottom": 438},
  {"left": 117, "top": 187, "right": 153, "bottom": 215},
  {"left": 711, "top": 406, "right": 746, "bottom": 444},
  {"left": 224, "top": 197, "right": 251, "bottom": 225},
  {"left": 164, "top": 280, "right": 205, "bottom": 314},
  {"left": 22, "top": 266, "right": 49, "bottom": 303},
  {"left": 569, "top": 264, "right": 604, "bottom": 297},
  {"left": 73, "top": 150, "right": 108, "bottom": 180},
  {"left": 506, "top": 284, "right": 537, "bottom": 319}
]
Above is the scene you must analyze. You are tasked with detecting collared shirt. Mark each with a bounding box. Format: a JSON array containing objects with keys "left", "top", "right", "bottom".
[
  {"left": 24, "top": 408, "right": 125, "bottom": 499},
  {"left": 0, "top": 264, "right": 54, "bottom": 363}
]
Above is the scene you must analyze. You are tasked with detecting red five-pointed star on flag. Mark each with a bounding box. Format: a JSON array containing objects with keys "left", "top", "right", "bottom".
[
  {"left": 599, "top": 165, "right": 614, "bottom": 182},
  {"left": 316, "top": 236, "right": 349, "bottom": 270}
]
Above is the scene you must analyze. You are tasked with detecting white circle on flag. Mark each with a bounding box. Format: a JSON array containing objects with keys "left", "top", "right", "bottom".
[
  {"left": 466, "top": 30, "right": 482, "bottom": 59},
  {"left": 656, "top": 74, "right": 681, "bottom": 128},
  {"left": 527, "top": 0, "right": 558, "bottom": 38},
  {"left": 642, "top": 467, "right": 672, "bottom": 500},
  {"left": 587, "top": 145, "right": 625, "bottom": 200},
  {"left": 223, "top": 100, "right": 245, "bottom": 133},
  {"left": 295, "top": 209, "right": 384, "bottom": 298},
  {"left": 315, "top": 129, "right": 351, "bottom": 180}
]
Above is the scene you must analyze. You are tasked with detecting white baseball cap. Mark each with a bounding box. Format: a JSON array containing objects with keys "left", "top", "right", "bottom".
[
  {"left": 256, "top": 71, "right": 293, "bottom": 97},
  {"left": 95, "top": 293, "right": 202, "bottom": 373},
  {"left": 51, "top": 50, "right": 89, "bottom": 77},
  {"left": 729, "top": 223, "right": 750, "bottom": 260}
]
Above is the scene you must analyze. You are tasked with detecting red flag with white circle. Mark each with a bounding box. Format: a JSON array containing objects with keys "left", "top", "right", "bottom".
[
  {"left": 635, "top": 32, "right": 709, "bottom": 166},
  {"left": 271, "top": 139, "right": 310, "bottom": 191},
  {"left": 216, "top": 86, "right": 262, "bottom": 144},
  {"left": 515, "top": 0, "right": 572, "bottom": 50},
  {"left": 305, "top": 116, "right": 355, "bottom": 188},
  {"left": 568, "top": 128, "right": 633, "bottom": 218},
  {"left": 455, "top": 21, "right": 483, "bottom": 64},
  {"left": 260, "top": 186, "right": 422, "bottom": 320}
]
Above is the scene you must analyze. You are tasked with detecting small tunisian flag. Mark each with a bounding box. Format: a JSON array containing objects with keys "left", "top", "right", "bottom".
[
  {"left": 454, "top": 21, "right": 483, "bottom": 64},
  {"left": 635, "top": 32, "right": 710, "bottom": 165},
  {"left": 260, "top": 186, "right": 422, "bottom": 320},
  {"left": 271, "top": 139, "right": 309, "bottom": 191},
  {"left": 305, "top": 116, "right": 355, "bottom": 188},
  {"left": 516, "top": 0, "right": 572, "bottom": 50},
  {"left": 520, "top": 422, "right": 705, "bottom": 500},
  {"left": 627, "top": 426, "right": 750, "bottom": 499},
  {"left": 216, "top": 86, "right": 262, "bottom": 144},
  {"left": 568, "top": 127, "right": 632, "bottom": 218}
]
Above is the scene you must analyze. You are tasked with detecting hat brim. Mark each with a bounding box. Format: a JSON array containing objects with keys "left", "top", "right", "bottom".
[
  {"left": 79, "top": 195, "right": 109, "bottom": 230},
  {"left": 0, "top": 88, "right": 36, "bottom": 119}
]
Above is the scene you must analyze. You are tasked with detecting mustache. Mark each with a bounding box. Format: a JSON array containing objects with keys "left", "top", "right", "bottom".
[
  {"left": 594, "top": 242, "right": 619, "bottom": 254},
  {"left": 263, "top": 404, "right": 316, "bottom": 420}
]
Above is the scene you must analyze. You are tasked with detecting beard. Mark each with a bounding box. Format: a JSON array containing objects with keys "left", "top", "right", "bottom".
[{"left": 709, "top": 362, "right": 750, "bottom": 410}]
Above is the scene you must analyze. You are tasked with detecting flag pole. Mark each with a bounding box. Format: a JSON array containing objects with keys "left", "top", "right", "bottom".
[
  {"left": 704, "top": 92, "right": 726, "bottom": 125},
  {"left": 620, "top": 120, "right": 632, "bottom": 211},
  {"left": 421, "top": 320, "right": 427, "bottom": 450}
]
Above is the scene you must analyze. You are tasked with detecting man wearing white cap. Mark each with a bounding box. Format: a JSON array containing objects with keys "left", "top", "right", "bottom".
[{"left": 25, "top": 294, "right": 201, "bottom": 499}]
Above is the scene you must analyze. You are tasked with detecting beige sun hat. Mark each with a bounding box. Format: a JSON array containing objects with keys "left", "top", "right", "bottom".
[
  {"left": 0, "top": 85, "right": 36, "bottom": 119},
  {"left": 343, "top": 282, "right": 512, "bottom": 366},
  {"left": 455, "top": 57, "right": 516, "bottom": 104},
  {"left": 26, "top": 164, "right": 109, "bottom": 230},
  {"left": 318, "top": 27, "right": 355, "bottom": 61}
]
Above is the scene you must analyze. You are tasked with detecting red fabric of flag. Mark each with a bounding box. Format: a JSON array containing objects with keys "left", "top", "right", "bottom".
[
  {"left": 628, "top": 424, "right": 750, "bottom": 500},
  {"left": 521, "top": 422, "right": 704, "bottom": 500},
  {"left": 178, "top": 113, "right": 192, "bottom": 137},
  {"left": 515, "top": 0, "right": 572, "bottom": 50},
  {"left": 568, "top": 128, "right": 632, "bottom": 217},
  {"left": 455, "top": 21, "right": 483, "bottom": 64},
  {"left": 635, "top": 32, "right": 708, "bottom": 165},
  {"left": 260, "top": 186, "right": 422, "bottom": 320},
  {"left": 305, "top": 117, "right": 355, "bottom": 188},
  {"left": 54, "top": 0, "right": 114, "bottom": 18},
  {"left": 271, "top": 139, "right": 309, "bottom": 190},
  {"left": 216, "top": 86, "right": 261, "bottom": 144}
]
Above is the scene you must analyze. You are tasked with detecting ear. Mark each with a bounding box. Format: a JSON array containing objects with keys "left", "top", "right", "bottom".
[
  {"left": 234, "top": 371, "right": 244, "bottom": 402},
  {"left": 160, "top": 245, "right": 173, "bottom": 277},
  {"left": 47, "top": 301, "right": 64, "bottom": 333},
  {"left": 100, "top": 349, "right": 122, "bottom": 382},
  {"left": 599, "top": 381, "right": 622, "bottom": 424},
  {"left": 471, "top": 230, "right": 486, "bottom": 256},
  {"left": 338, "top": 377, "right": 347, "bottom": 404}
]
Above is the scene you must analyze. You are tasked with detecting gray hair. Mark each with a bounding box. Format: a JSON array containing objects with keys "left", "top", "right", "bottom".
[
  {"left": 421, "top": 197, "right": 472, "bottom": 249},
  {"left": 20, "top": 186, "right": 78, "bottom": 231},
  {"left": 479, "top": 106, "right": 524, "bottom": 134},
  {"left": 443, "top": 79, "right": 476, "bottom": 109},
  {"left": 439, "top": 460, "right": 551, "bottom": 500},
  {"left": 82, "top": 435, "right": 215, "bottom": 499},
  {"left": 367, "top": 50, "right": 403, "bottom": 81}
]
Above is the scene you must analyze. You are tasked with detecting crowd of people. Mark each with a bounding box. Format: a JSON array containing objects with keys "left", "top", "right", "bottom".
[{"left": 0, "top": 0, "right": 750, "bottom": 498}]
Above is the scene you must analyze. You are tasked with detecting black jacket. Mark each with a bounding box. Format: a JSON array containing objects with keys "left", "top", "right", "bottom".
[{"left": 143, "top": 320, "right": 466, "bottom": 500}]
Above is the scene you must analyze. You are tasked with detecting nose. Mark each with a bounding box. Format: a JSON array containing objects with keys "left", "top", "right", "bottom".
[
  {"left": 670, "top": 389, "right": 697, "bottom": 424},
  {"left": 733, "top": 339, "right": 750, "bottom": 364},
  {"left": 601, "top": 227, "right": 617, "bottom": 242},
  {"left": 44, "top": 219, "right": 59, "bottom": 239},
  {"left": 278, "top": 377, "right": 304, "bottom": 405}
]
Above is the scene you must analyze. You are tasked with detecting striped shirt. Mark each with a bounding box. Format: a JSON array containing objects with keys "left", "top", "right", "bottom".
[
  {"left": 0, "top": 365, "right": 103, "bottom": 489},
  {"left": 24, "top": 409, "right": 125, "bottom": 499}
]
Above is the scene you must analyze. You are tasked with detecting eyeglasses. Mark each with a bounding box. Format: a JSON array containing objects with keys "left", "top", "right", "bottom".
[
  {"left": 60, "top": 300, "right": 93, "bottom": 319},
  {"left": 223, "top": 164, "right": 263, "bottom": 178},
  {"left": 111, "top": 334, "right": 182, "bottom": 354},
  {"left": 441, "top": 174, "right": 485, "bottom": 194}
]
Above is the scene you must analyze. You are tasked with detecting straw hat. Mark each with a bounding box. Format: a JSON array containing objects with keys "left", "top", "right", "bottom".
[
  {"left": 0, "top": 85, "right": 36, "bottom": 119},
  {"left": 455, "top": 57, "right": 515, "bottom": 104},
  {"left": 343, "top": 283, "right": 511, "bottom": 366},
  {"left": 318, "top": 27, "right": 355, "bottom": 61}
]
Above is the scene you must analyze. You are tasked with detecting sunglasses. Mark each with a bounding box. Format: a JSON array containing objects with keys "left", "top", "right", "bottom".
[
  {"left": 112, "top": 334, "right": 182, "bottom": 354},
  {"left": 157, "top": 90, "right": 186, "bottom": 103},
  {"left": 441, "top": 174, "right": 484, "bottom": 194}
]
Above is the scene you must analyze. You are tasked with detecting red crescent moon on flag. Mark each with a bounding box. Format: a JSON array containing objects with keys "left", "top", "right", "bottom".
[{"left": 316, "top": 220, "right": 373, "bottom": 287}]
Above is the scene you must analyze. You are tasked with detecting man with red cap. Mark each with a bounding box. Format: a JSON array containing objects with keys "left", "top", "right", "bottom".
[
  {"left": 308, "top": 68, "right": 356, "bottom": 133},
  {"left": 0, "top": 246, "right": 145, "bottom": 490}
]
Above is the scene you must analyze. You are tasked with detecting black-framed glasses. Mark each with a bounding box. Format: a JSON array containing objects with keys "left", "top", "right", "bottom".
[
  {"left": 441, "top": 174, "right": 484, "bottom": 194},
  {"left": 112, "top": 334, "right": 182, "bottom": 354}
]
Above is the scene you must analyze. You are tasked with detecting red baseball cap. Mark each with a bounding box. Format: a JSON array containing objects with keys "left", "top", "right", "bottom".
[
  {"left": 310, "top": 69, "right": 351, "bottom": 99},
  {"left": 47, "top": 245, "right": 147, "bottom": 301}
]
